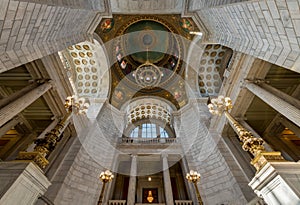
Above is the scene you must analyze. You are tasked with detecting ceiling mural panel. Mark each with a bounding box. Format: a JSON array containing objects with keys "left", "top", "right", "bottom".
[{"left": 96, "top": 15, "right": 199, "bottom": 110}]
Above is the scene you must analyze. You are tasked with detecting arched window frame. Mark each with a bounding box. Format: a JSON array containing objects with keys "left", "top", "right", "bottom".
[{"left": 124, "top": 118, "right": 175, "bottom": 139}]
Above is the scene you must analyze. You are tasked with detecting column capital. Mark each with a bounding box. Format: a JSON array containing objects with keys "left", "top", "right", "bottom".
[
  {"left": 161, "top": 153, "right": 168, "bottom": 159},
  {"left": 130, "top": 154, "right": 137, "bottom": 158}
]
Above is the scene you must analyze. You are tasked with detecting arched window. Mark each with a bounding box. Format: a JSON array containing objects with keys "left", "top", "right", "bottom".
[
  {"left": 130, "top": 126, "right": 139, "bottom": 138},
  {"left": 159, "top": 127, "right": 169, "bottom": 138},
  {"left": 141, "top": 123, "right": 156, "bottom": 138},
  {"left": 128, "top": 123, "right": 172, "bottom": 139}
]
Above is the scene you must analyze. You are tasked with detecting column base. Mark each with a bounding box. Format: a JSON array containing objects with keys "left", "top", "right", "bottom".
[
  {"left": 17, "top": 151, "right": 49, "bottom": 169},
  {"left": 0, "top": 161, "right": 51, "bottom": 205},
  {"left": 250, "top": 151, "right": 284, "bottom": 171},
  {"left": 249, "top": 161, "right": 300, "bottom": 205}
]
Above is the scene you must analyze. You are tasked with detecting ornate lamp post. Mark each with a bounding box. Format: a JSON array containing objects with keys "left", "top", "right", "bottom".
[
  {"left": 98, "top": 170, "right": 114, "bottom": 205},
  {"left": 208, "top": 96, "right": 284, "bottom": 171},
  {"left": 186, "top": 170, "right": 203, "bottom": 205},
  {"left": 18, "top": 96, "right": 89, "bottom": 169}
]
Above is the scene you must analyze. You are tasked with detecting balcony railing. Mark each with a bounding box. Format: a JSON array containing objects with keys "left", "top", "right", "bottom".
[
  {"left": 119, "top": 137, "right": 178, "bottom": 144},
  {"left": 108, "top": 200, "right": 126, "bottom": 205},
  {"left": 108, "top": 200, "right": 191, "bottom": 205},
  {"left": 175, "top": 200, "right": 193, "bottom": 205}
]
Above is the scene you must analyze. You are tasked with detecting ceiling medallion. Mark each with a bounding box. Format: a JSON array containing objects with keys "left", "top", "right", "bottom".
[{"left": 133, "top": 61, "right": 163, "bottom": 88}]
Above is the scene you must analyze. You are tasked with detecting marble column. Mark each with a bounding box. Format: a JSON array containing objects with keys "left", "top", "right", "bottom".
[
  {"left": 162, "top": 154, "right": 174, "bottom": 205},
  {"left": 127, "top": 155, "right": 137, "bottom": 205},
  {"left": 259, "top": 82, "right": 300, "bottom": 109},
  {"left": 0, "top": 81, "right": 38, "bottom": 108},
  {"left": 245, "top": 82, "right": 300, "bottom": 127},
  {"left": 0, "top": 81, "right": 52, "bottom": 127},
  {"left": 0, "top": 116, "right": 21, "bottom": 138}
]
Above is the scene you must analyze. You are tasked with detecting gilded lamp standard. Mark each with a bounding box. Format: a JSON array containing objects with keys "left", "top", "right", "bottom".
[
  {"left": 18, "top": 96, "right": 89, "bottom": 169},
  {"left": 186, "top": 170, "right": 203, "bottom": 205},
  {"left": 98, "top": 170, "right": 114, "bottom": 205},
  {"left": 208, "top": 96, "right": 284, "bottom": 171}
]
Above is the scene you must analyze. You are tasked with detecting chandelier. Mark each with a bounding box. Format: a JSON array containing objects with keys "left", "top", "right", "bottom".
[
  {"left": 207, "top": 95, "right": 232, "bottom": 115},
  {"left": 65, "top": 95, "right": 89, "bottom": 114},
  {"left": 133, "top": 61, "right": 163, "bottom": 88}
]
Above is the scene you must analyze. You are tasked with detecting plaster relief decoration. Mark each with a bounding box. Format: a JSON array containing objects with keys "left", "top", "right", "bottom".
[
  {"left": 198, "top": 44, "right": 233, "bottom": 97},
  {"left": 125, "top": 98, "right": 173, "bottom": 125},
  {"left": 59, "top": 40, "right": 110, "bottom": 99}
]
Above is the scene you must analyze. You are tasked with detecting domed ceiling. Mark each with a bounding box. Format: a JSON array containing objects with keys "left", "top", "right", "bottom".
[{"left": 95, "top": 15, "right": 197, "bottom": 109}]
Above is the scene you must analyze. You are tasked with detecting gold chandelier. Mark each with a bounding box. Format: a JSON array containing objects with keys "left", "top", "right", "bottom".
[{"left": 133, "top": 60, "right": 163, "bottom": 88}]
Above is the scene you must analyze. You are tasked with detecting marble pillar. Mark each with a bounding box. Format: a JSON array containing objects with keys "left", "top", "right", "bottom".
[
  {"left": 259, "top": 82, "right": 300, "bottom": 109},
  {"left": 162, "top": 154, "right": 174, "bottom": 205},
  {"left": 0, "top": 81, "right": 52, "bottom": 127},
  {"left": 245, "top": 82, "right": 300, "bottom": 127},
  {"left": 127, "top": 155, "right": 137, "bottom": 205},
  {"left": 0, "top": 81, "right": 38, "bottom": 108}
]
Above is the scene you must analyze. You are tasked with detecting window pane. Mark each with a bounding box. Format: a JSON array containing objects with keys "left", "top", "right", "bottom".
[
  {"left": 150, "top": 124, "right": 156, "bottom": 138},
  {"left": 130, "top": 127, "right": 139, "bottom": 138},
  {"left": 137, "top": 123, "right": 170, "bottom": 139},
  {"left": 160, "top": 126, "right": 169, "bottom": 138}
]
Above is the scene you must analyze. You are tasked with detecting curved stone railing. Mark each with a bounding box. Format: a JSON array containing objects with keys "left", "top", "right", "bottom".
[
  {"left": 108, "top": 200, "right": 126, "bottom": 205},
  {"left": 175, "top": 200, "right": 193, "bottom": 205},
  {"left": 119, "top": 137, "right": 178, "bottom": 144}
]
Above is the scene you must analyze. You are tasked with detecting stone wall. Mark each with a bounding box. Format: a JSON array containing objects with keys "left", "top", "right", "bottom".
[
  {"left": 42, "top": 102, "right": 125, "bottom": 205},
  {"left": 17, "top": 0, "right": 107, "bottom": 10},
  {"left": 195, "top": 0, "right": 300, "bottom": 72},
  {"left": 174, "top": 100, "right": 248, "bottom": 204},
  {"left": 188, "top": 0, "right": 250, "bottom": 10},
  {"left": 110, "top": 0, "right": 184, "bottom": 14},
  {"left": 0, "top": 0, "right": 103, "bottom": 73}
]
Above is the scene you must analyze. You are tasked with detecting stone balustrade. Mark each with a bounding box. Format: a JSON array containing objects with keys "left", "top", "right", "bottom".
[
  {"left": 135, "top": 204, "right": 165, "bottom": 205},
  {"left": 108, "top": 200, "right": 126, "bottom": 205},
  {"left": 119, "top": 137, "right": 178, "bottom": 144},
  {"left": 175, "top": 200, "right": 193, "bottom": 205}
]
